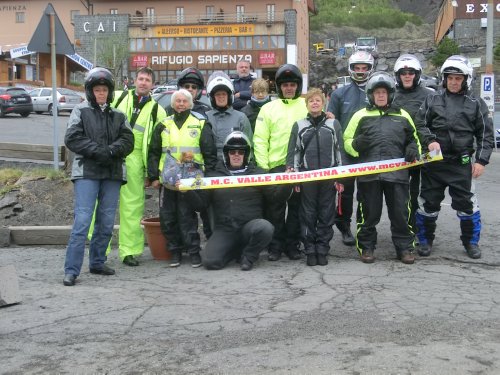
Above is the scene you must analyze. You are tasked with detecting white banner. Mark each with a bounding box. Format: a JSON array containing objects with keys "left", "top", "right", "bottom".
[{"left": 10, "top": 45, "right": 35, "bottom": 59}]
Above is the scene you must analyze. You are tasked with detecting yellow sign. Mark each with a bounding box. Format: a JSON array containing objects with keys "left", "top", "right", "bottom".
[{"left": 154, "top": 24, "right": 255, "bottom": 38}]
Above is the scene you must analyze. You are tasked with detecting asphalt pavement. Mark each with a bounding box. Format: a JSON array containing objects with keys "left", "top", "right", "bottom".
[{"left": 1, "top": 152, "right": 500, "bottom": 374}]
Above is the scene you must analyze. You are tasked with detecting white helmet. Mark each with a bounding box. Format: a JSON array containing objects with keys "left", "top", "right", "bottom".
[
  {"left": 206, "top": 71, "right": 234, "bottom": 108},
  {"left": 394, "top": 54, "right": 422, "bottom": 88},
  {"left": 440, "top": 55, "right": 473, "bottom": 91},
  {"left": 348, "top": 51, "right": 375, "bottom": 83}
]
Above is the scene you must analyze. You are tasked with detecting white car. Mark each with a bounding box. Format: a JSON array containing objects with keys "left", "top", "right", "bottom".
[{"left": 29, "top": 87, "right": 84, "bottom": 115}]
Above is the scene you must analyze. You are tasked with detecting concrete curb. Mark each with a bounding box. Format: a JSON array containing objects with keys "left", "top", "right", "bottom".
[{"left": 1, "top": 225, "right": 120, "bottom": 247}]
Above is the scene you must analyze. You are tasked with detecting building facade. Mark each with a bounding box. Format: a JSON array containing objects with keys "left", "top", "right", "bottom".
[{"left": 0, "top": 0, "right": 316, "bottom": 88}]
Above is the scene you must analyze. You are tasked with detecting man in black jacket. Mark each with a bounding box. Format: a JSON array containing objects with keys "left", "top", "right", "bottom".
[
  {"left": 193, "top": 131, "right": 277, "bottom": 271},
  {"left": 415, "top": 55, "right": 494, "bottom": 259}
]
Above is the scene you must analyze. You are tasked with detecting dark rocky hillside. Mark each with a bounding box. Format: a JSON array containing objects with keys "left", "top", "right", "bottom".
[{"left": 309, "top": 0, "right": 442, "bottom": 86}]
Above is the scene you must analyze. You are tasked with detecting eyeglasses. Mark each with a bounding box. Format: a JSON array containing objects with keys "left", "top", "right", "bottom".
[
  {"left": 228, "top": 150, "right": 245, "bottom": 156},
  {"left": 400, "top": 70, "right": 416, "bottom": 76},
  {"left": 183, "top": 84, "right": 199, "bottom": 90}
]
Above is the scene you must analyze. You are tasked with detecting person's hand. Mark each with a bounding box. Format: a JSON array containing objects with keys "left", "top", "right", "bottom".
[
  {"left": 286, "top": 167, "right": 295, "bottom": 173},
  {"left": 235, "top": 92, "right": 240, "bottom": 98},
  {"left": 404, "top": 143, "right": 420, "bottom": 162},
  {"left": 427, "top": 141, "right": 441, "bottom": 153},
  {"left": 335, "top": 182, "right": 344, "bottom": 193},
  {"left": 352, "top": 134, "right": 372, "bottom": 153},
  {"left": 472, "top": 163, "right": 485, "bottom": 178},
  {"left": 94, "top": 145, "right": 113, "bottom": 166},
  {"left": 151, "top": 180, "right": 161, "bottom": 189},
  {"left": 144, "top": 177, "right": 152, "bottom": 188},
  {"left": 325, "top": 111, "right": 335, "bottom": 119}
]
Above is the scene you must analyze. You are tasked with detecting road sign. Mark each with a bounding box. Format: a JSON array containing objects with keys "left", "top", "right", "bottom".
[
  {"left": 27, "top": 3, "right": 74, "bottom": 55},
  {"left": 480, "top": 73, "right": 495, "bottom": 116}
]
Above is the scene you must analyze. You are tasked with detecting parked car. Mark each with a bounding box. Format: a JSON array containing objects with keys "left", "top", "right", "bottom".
[
  {"left": 154, "top": 90, "right": 211, "bottom": 112},
  {"left": 29, "top": 87, "right": 84, "bottom": 115},
  {"left": 0, "top": 87, "right": 33, "bottom": 117}
]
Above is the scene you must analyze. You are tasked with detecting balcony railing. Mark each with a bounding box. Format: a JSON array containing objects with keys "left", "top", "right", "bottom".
[{"left": 129, "top": 11, "right": 283, "bottom": 27}]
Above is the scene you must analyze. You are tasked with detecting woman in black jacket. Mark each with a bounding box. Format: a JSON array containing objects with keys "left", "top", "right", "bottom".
[{"left": 63, "top": 68, "right": 134, "bottom": 286}]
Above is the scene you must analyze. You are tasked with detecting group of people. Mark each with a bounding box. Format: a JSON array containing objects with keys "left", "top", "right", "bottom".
[{"left": 62, "top": 51, "right": 494, "bottom": 286}]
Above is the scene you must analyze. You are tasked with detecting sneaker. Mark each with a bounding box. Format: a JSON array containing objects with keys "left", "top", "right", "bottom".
[
  {"left": 360, "top": 249, "right": 375, "bottom": 263},
  {"left": 417, "top": 243, "right": 432, "bottom": 257},
  {"left": 169, "top": 252, "right": 182, "bottom": 267},
  {"left": 399, "top": 250, "right": 415, "bottom": 264},
  {"left": 306, "top": 254, "right": 317, "bottom": 266},
  {"left": 240, "top": 256, "right": 253, "bottom": 271},
  {"left": 190, "top": 253, "right": 202, "bottom": 268},
  {"left": 341, "top": 228, "right": 356, "bottom": 246},
  {"left": 465, "top": 244, "right": 481, "bottom": 259},
  {"left": 317, "top": 254, "right": 328, "bottom": 266},
  {"left": 268, "top": 250, "right": 281, "bottom": 261}
]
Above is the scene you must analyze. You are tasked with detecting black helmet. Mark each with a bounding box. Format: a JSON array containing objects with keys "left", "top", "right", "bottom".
[
  {"left": 365, "top": 71, "right": 396, "bottom": 107},
  {"left": 177, "top": 67, "right": 205, "bottom": 100},
  {"left": 84, "top": 67, "right": 115, "bottom": 106},
  {"left": 275, "top": 64, "right": 303, "bottom": 99},
  {"left": 222, "top": 131, "right": 251, "bottom": 170}
]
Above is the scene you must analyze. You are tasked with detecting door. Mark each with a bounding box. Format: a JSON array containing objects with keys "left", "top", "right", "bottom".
[
  {"left": 39, "top": 88, "right": 52, "bottom": 112},
  {"left": 29, "top": 89, "right": 42, "bottom": 111}
]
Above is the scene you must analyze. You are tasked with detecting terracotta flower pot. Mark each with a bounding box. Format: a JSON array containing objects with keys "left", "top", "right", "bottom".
[{"left": 141, "top": 217, "right": 171, "bottom": 260}]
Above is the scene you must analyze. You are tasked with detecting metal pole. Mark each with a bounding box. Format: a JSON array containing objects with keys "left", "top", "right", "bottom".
[
  {"left": 485, "top": 0, "right": 494, "bottom": 74},
  {"left": 50, "top": 12, "right": 59, "bottom": 170}
]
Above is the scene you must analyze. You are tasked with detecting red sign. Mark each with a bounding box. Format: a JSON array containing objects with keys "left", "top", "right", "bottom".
[
  {"left": 259, "top": 52, "right": 276, "bottom": 65},
  {"left": 132, "top": 55, "right": 148, "bottom": 67}
]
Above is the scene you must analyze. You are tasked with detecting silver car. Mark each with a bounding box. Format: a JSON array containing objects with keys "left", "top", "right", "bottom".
[{"left": 29, "top": 87, "right": 84, "bottom": 115}]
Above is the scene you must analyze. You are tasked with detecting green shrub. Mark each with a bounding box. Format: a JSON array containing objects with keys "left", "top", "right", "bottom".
[{"left": 431, "top": 37, "right": 460, "bottom": 67}]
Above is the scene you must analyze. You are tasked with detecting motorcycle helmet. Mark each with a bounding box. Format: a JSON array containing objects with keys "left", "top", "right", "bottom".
[
  {"left": 275, "top": 64, "right": 303, "bottom": 99},
  {"left": 84, "top": 67, "right": 115, "bottom": 105},
  {"left": 394, "top": 54, "right": 422, "bottom": 88},
  {"left": 177, "top": 67, "right": 205, "bottom": 100},
  {"left": 222, "top": 131, "right": 251, "bottom": 170},
  {"left": 440, "top": 55, "right": 473, "bottom": 92},
  {"left": 348, "top": 51, "right": 375, "bottom": 83},
  {"left": 365, "top": 71, "right": 396, "bottom": 107},
  {"left": 206, "top": 71, "right": 234, "bottom": 108}
]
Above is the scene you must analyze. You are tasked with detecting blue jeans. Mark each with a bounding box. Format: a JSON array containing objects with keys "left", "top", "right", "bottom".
[{"left": 64, "top": 179, "right": 121, "bottom": 276}]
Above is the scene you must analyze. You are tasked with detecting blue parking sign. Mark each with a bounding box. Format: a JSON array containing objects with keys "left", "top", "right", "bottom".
[{"left": 483, "top": 76, "right": 492, "bottom": 92}]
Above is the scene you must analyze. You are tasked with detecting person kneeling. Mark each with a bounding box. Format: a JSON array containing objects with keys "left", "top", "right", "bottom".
[{"left": 193, "top": 131, "right": 278, "bottom": 271}]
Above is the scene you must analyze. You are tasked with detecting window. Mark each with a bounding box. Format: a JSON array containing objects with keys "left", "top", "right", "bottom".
[
  {"left": 206, "top": 6, "right": 215, "bottom": 19},
  {"left": 222, "top": 37, "right": 236, "bottom": 50},
  {"left": 151, "top": 38, "right": 160, "bottom": 51},
  {"left": 241, "top": 36, "right": 253, "bottom": 49},
  {"left": 15, "top": 12, "right": 25, "bottom": 23},
  {"left": 176, "top": 38, "right": 190, "bottom": 51},
  {"left": 176, "top": 7, "right": 184, "bottom": 24},
  {"left": 254, "top": 36, "right": 269, "bottom": 49},
  {"left": 236, "top": 5, "right": 245, "bottom": 22},
  {"left": 70, "top": 10, "right": 80, "bottom": 22},
  {"left": 110, "top": 9, "right": 118, "bottom": 15},
  {"left": 146, "top": 8, "right": 155, "bottom": 24},
  {"left": 267, "top": 4, "right": 275, "bottom": 23}
]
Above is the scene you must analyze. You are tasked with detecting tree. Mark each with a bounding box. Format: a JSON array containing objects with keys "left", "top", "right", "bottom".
[
  {"left": 494, "top": 40, "right": 500, "bottom": 61},
  {"left": 431, "top": 37, "right": 460, "bottom": 67},
  {"left": 95, "top": 34, "right": 129, "bottom": 81}
]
